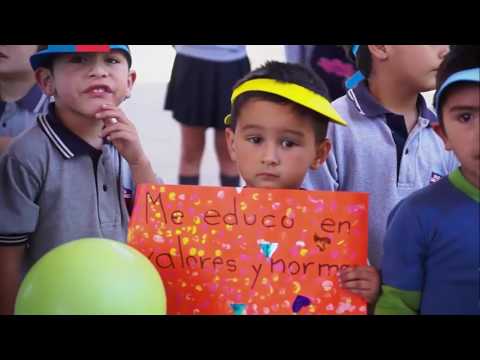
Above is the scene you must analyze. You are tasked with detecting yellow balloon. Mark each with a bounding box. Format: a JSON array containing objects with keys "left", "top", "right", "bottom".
[{"left": 15, "top": 238, "right": 166, "bottom": 315}]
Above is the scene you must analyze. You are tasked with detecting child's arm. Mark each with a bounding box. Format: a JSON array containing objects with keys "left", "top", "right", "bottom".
[
  {"left": 96, "top": 104, "right": 158, "bottom": 185},
  {"left": 374, "top": 199, "right": 426, "bottom": 315},
  {"left": 0, "top": 154, "right": 41, "bottom": 314},
  {"left": 0, "top": 245, "right": 25, "bottom": 315},
  {"left": 128, "top": 158, "right": 157, "bottom": 186}
]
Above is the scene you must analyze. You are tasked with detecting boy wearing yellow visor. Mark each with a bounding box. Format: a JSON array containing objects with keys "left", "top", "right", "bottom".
[
  {"left": 225, "top": 61, "right": 345, "bottom": 190},
  {"left": 225, "top": 61, "right": 381, "bottom": 308}
]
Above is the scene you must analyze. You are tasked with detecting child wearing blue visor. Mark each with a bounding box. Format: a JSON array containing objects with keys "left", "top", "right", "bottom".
[
  {"left": 376, "top": 45, "right": 479, "bottom": 314},
  {"left": 303, "top": 46, "right": 458, "bottom": 311},
  {"left": 0, "top": 45, "right": 158, "bottom": 314}
]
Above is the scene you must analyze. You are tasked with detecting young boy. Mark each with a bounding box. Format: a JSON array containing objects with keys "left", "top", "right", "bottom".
[
  {"left": 0, "top": 45, "right": 158, "bottom": 314},
  {"left": 375, "top": 45, "right": 479, "bottom": 314},
  {"left": 304, "top": 45, "right": 458, "bottom": 277},
  {"left": 224, "top": 61, "right": 380, "bottom": 307},
  {"left": 0, "top": 45, "right": 50, "bottom": 154}
]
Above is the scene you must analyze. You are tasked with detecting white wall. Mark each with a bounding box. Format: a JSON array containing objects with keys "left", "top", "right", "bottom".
[
  {"left": 129, "top": 45, "right": 285, "bottom": 84},
  {"left": 128, "top": 45, "right": 434, "bottom": 104}
]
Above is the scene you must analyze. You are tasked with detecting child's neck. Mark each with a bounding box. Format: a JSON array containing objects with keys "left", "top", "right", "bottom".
[
  {"left": 460, "top": 167, "right": 480, "bottom": 189},
  {"left": 368, "top": 74, "right": 421, "bottom": 133},
  {"left": 0, "top": 74, "right": 36, "bottom": 102},
  {"left": 55, "top": 105, "right": 105, "bottom": 150},
  {"left": 244, "top": 183, "right": 302, "bottom": 190}
]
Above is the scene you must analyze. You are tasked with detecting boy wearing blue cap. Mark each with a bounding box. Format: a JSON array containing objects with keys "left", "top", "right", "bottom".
[
  {"left": 0, "top": 45, "right": 158, "bottom": 314},
  {"left": 375, "top": 46, "right": 479, "bottom": 315},
  {"left": 304, "top": 46, "right": 458, "bottom": 285},
  {"left": 0, "top": 45, "right": 50, "bottom": 154},
  {"left": 225, "top": 61, "right": 380, "bottom": 308}
]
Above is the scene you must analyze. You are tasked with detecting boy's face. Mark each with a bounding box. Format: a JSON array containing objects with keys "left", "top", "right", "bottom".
[
  {"left": 226, "top": 99, "right": 331, "bottom": 189},
  {"left": 36, "top": 50, "right": 135, "bottom": 118},
  {"left": 0, "top": 45, "right": 38, "bottom": 78},
  {"left": 385, "top": 45, "right": 450, "bottom": 92},
  {"left": 435, "top": 84, "right": 480, "bottom": 187}
]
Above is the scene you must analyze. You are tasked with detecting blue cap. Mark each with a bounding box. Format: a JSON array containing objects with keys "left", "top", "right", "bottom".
[
  {"left": 434, "top": 67, "right": 480, "bottom": 114},
  {"left": 30, "top": 45, "right": 131, "bottom": 70}
]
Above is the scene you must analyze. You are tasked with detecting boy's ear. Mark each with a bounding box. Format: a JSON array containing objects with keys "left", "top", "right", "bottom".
[
  {"left": 310, "top": 138, "right": 331, "bottom": 170},
  {"left": 35, "top": 68, "right": 55, "bottom": 96},
  {"left": 125, "top": 69, "right": 137, "bottom": 99},
  {"left": 225, "top": 127, "right": 237, "bottom": 162},
  {"left": 432, "top": 122, "right": 452, "bottom": 151},
  {"left": 368, "top": 45, "right": 389, "bottom": 61}
]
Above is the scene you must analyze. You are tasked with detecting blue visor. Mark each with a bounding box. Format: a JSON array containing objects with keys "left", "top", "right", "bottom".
[
  {"left": 434, "top": 67, "right": 480, "bottom": 114},
  {"left": 30, "top": 45, "right": 131, "bottom": 70}
]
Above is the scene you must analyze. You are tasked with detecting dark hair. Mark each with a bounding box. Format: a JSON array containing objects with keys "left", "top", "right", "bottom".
[
  {"left": 342, "top": 45, "right": 372, "bottom": 78},
  {"left": 230, "top": 61, "right": 331, "bottom": 143},
  {"left": 435, "top": 45, "right": 480, "bottom": 128}
]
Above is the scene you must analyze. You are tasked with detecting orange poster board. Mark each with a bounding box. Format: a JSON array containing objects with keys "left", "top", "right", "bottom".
[{"left": 128, "top": 185, "right": 368, "bottom": 315}]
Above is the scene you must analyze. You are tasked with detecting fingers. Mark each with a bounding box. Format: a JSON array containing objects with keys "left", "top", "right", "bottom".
[
  {"left": 97, "top": 104, "right": 136, "bottom": 142},
  {"left": 340, "top": 265, "right": 377, "bottom": 282},
  {"left": 338, "top": 266, "right": 380, "bottom": 304},
  {"left": 95, "top": 104, "right": 131, "bottom": 126},
  {"left": 107, "top": 131, "right": 137, "bottom": 143},
  {"left": 340, "top": 279, "right": 373, "bottom": 291},
  {"left": 101, "top": 122, "right": 129, "bottom": 137},
  {"left": 96, "top": 111, "right": 126, "bottom": 126},
  {"left": 101, "top": 125, "right": 138, "bottom": 144}
]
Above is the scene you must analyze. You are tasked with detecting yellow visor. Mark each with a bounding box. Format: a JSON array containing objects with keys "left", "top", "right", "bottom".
[{"left": 224, "top": 78, "right": 347, "bottom": 126}]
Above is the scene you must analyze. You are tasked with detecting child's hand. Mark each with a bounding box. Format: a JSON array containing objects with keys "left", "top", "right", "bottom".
[
  {"left": 97, "top": 104, "right": 157, "bottom": 184},
  {"left": 97, "top": 104, "right": 148, "bottom": 167},
  {"left": 339, "top": 265, "right": 380, "bottom": 304}
]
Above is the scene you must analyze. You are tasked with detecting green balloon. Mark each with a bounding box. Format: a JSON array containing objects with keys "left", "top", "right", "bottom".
[{"left": 15, "top": 238, "right": 166, "bottom": 315}]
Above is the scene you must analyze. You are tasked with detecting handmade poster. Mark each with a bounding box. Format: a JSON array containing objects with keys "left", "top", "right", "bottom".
[{"left": 128, "top": 184, "right": 368, "bottom": 315}]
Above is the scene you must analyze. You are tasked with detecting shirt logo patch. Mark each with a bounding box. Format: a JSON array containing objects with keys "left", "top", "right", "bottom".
[{"left": 430, "top": 172, "right": 443, "bottom": 184}]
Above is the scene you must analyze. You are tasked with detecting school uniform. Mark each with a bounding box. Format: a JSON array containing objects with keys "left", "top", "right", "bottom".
[
  {"left": 0, "top": 103, "right": 135, "bottom": 273},
  {"left": 303, "top": 81, "right": 459, "bottom": 268}
]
